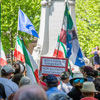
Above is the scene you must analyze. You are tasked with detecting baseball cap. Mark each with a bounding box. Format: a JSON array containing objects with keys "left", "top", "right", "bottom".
[
  {"left": 19, "top": 76, "right": 31, "bottom": 87},
  {"left": 1, "top": 64, "right": 15, "bottom": 74},
  {"left": 45, "top": 75, "right": 58, "bottom": 85}
]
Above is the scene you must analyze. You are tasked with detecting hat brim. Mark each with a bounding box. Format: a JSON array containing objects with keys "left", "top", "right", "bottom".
[
  {"left": 81, "top": 89, "right": 98, "bottom": 93},
  {"left": 70, "top": 77, "right": 87, "bottom": 86}
]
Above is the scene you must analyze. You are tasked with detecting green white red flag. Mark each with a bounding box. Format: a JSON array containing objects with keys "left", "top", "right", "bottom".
[
  {"left": 0, "top": 41, "right": 7, "bottom": 66},
  {"left": 15, "top": 36, "right": 39, "bottom": 83},
  {"left": 54, "top": 4, "right": 85, "bottom": 67},
  {"left": 21, "top": 39, "right": 40, "bottom": 83},
  {"left": 14, "top": 36, "right": 25, "bottom": 62},
  {"left": 53, "top": 36, "right": 67, "bottom": 58}
]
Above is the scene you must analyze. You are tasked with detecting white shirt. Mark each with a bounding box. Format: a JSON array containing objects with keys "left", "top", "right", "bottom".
[{"left": 57, "top": 81, "right": 72, "bottom": 94}]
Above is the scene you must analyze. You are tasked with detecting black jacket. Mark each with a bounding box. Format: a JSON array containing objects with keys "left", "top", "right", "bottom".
[{"left": 68, "top": 87, "right": 82, "bottom": 100}]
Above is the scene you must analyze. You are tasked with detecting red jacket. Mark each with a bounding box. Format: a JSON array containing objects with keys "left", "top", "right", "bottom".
[{"left": 81, "top": 97, "right": 98, "bottom": 100}]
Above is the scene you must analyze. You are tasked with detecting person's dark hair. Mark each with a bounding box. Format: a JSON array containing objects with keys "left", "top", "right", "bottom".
[
  {"left": 1, "top": 64, "right": 14, "bottom": 77},
  {"left": 13, "top": 61, "right": 25, "bottom": 74},
  {"left": 8, "top": 93, "right": 15, "bottom": 100},
  {"left": 93, "top": 70, "right": 98, "bottom": 78},
  {"left": 45, "top": 75, "right": 58, "bottom": 88},
  {"left": 94, "top": 78, "right": 100, "bottom": 91},
  {"left": 0, "top": 83, "right": 6, "bottom": 99},
  {"left": 12, "top": 73, "right": 23, "bottom": 85},
  {"left": 83, "top": 66, "right": 94, "bottom": 76},
  {"left": 47, "top": 83, "right": 58, "bottom": 88},
  {"left": 60, "top": 71, "right": 69, "bottom": 80},
  {"left": 82, "top": 92, "right": 94, "bottom": 97},
  {"left": 97, "top": 67, "right": 100, "bottom": 71},
  {"left": 1, "top": 69, "right": 9, "bottom": 76}
]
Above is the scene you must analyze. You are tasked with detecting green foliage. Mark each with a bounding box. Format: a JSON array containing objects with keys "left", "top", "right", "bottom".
[
  {"left": 1, "top": 0, "right": 41, "bottom": 54},
  {"left": 2, "top": 0, "right": 100, "bottom": 59},
  {"left": 76, "top": 0, "right": 100, "bottom": 58}
]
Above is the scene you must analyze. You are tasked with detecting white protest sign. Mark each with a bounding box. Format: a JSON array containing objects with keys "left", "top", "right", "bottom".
[{"left": 40, "top": 57, "right": 68, "bottom": 76}]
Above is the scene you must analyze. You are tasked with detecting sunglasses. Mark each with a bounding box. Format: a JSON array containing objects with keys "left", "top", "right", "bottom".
[{"left": 73, "top": 78, "right": 84, "bottom": 83}]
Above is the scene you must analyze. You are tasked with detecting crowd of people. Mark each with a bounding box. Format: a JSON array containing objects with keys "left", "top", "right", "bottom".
[{"left": 0, "top": 60, "right": 100, "bottom": 100}]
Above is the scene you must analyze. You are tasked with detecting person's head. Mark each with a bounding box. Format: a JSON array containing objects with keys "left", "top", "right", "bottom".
[
  {"left": 81, "top": 82, "right": 98, "bottom": 97},
  {"left": 12, "top": 73, "right": 23, "bottom": 85},
  {"left": 19, "top": 76, "right": 31, "bottom": 87},
  {"left": 1, "top": 64, "right": 15, "bottom": 79},
  {"left": 97, "top": 68, "right": 100, "bottom": 76},
  {"left": 70, "top": 73, "right": 87, "bottom": 90},
  {"left": 45, "top": 75, "right": 58, "bottom": 88},
  {"left": 83, "top": 66, "right": 94, "bottom": 77},
  {"left": 13, "top": 61, "right": 25, "bottom": 75},
  {"left": 93, "top": 70, "right": 99, "bottom": 78},
  {"left": 13, "top": 85, "right": 47, "bottom": 100},
  {"left": 60, "top": 71, "right": 69, "bottom": 83},
  {"left": 96, "top": 46, "right": 99, "bottom": 50},
  {"left": 94, "top": 78, "right": 100, "bottom": 91}
]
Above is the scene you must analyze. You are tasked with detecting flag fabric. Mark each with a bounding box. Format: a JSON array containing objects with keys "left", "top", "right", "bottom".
[
  {"left": 0, "top": 41, "right": 7, "bottom": 66},
  {"left": 21, "top": 38, "right": 40, "bottom": 84},
  {"left": 53, "top": 36, "right": 66, "bottom": 58},
  {"left": 14, "top": 36, "right": 25, "bottom": 62},
  {"left": 18, "top": 9, "right": 39, "bottom": 38},
  {"left": 59, "top": 4, "right": 85, "bottom": 67}
]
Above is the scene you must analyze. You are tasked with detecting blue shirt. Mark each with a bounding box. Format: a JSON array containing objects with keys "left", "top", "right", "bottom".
[
  {"left": 0, "top": 77, "right": 19, "bottom": 99},
  {"left": 46, "top": 87, "right": 66, "bottom": 98}
]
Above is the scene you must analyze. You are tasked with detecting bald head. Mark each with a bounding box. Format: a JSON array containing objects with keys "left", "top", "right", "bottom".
[{"left": 13, "top": 84, "right": 47, "bottom": 100}]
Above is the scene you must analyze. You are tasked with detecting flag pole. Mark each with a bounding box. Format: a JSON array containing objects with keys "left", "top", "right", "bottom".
[
  {"left": 56, "top": 0, "right": 68, "bottom": 58},
  {"left": 56, "top": 13, "right": 65, "bottom": 58}
]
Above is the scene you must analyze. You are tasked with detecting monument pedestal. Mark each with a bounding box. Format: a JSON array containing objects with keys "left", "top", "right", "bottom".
[{"left": 32, "top": 0, "right": 76, "bottom": 67}]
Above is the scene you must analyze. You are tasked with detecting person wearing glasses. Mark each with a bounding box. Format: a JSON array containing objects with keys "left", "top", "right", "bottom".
[{"left": 68, "top": 73, "right": 87, "bottom": 100}]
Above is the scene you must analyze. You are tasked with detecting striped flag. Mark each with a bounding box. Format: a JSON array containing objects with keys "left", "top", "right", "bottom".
[
  {"left": 21, "top": 38, "right": 40, "bottom": 83},
  {"left": 53, "top": 36, "right": 67, "bottom": 58},
  {"left": 14, "top": 36, "right": 25, "bottom": 62},
  {"left": 0, "top": 41, "right": 7, "bottom": 66},
  {"left": 59, "top": 4, "right": 85, "bottom": 67}
]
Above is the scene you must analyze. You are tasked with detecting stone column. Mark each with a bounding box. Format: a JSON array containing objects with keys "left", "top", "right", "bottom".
[
  {"left": 32, "top": 0, "right": 50, "bottom": 65},
  {"left": 32, "top": 0, "right": 76, "bottom": 67}
]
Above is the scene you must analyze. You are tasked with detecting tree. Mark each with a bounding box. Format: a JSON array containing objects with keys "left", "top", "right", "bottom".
[
  {"left": 1, "top": 0, "right": 41, "bottom": 63},
  {"left": 76, "top": 0, "right": 100, "bottom": 58}
]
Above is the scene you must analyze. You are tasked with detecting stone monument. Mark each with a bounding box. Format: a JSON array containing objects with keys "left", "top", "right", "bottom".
[{"left": 32, "top": 0, "right": 76, "bottom": 66}]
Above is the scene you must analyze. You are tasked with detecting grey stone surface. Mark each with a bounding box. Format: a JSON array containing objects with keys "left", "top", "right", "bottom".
[{"left": 32, "top": 0, "right": 76, "bottom": 66}]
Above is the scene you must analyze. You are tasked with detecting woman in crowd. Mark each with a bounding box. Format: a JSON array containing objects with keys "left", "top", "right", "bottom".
[{"left": 91, "top": 46, "right": 100, "bottom": 70}]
